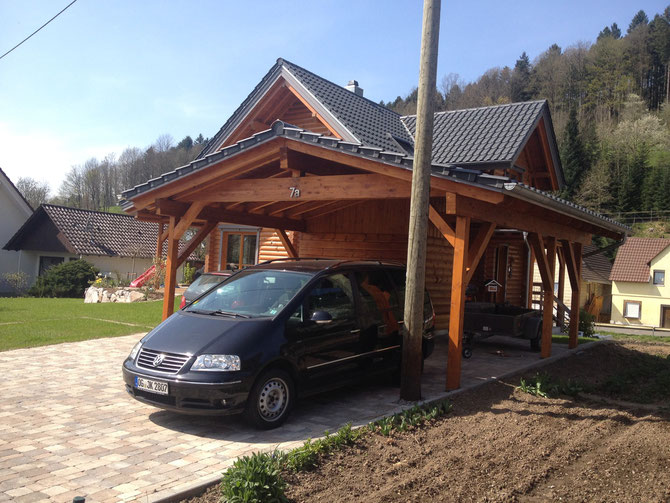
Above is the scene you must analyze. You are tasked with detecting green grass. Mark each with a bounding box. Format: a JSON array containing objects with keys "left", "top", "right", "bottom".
[
  {"left": 551, "top": 335, "right": 599, "bottom": 345},
  {"left": 0, "top": 297, "right": 179, "bottom": 351},
  {"left": 601, "top": 332, "right": 670, "bottom": 344}
]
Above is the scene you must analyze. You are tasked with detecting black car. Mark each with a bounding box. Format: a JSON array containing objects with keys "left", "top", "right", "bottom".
[{"left": 122, "top": 259, "right": 435, "bottom": 429}]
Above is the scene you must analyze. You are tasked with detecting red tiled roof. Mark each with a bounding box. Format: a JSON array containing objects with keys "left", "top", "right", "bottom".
[{"left": 609, "top": 237, "right": 670, "bottom": 283}]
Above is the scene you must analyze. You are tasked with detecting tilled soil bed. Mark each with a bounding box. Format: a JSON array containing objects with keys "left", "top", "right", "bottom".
[{"left": 187, "top": 340, "right": 670, "bottom": 503}]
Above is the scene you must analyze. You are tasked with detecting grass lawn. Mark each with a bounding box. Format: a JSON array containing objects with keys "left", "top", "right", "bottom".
[
  {"left": 0, "top": 297, "right": 179, "bottom": 352},
  {"left": 551, "top": 335, "right": 599, "bottom": 345},
  {"left": 600, "top": 331, "right": 670, "bottom": 344}
]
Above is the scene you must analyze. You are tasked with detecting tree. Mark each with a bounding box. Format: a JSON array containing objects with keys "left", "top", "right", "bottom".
[
  {"left": 177, "top": 135, "right": 194, "bottom": 150},
  {"left": 628, "top": 10, "right": 649, "bottom": 33},
  {"left": 598, "top": 23, "right": 622, "bottom": 40},
  {"left": 561, "top": 108, "right": 589, "bottom": 198},
  {"left": 510, "top": 52, "right": 532, "bottom": 102},
  {"left": 16, "top": 177, "right": 50, "bottom": 209}
]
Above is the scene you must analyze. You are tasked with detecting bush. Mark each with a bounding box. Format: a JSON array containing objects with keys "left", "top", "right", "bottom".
[
  {"left": 29, "top": 260, "right": 98, "bottom": 298},
  {"left": 2, "top": 271, "right": 30, "bottom": 296},
  {"left": 182, "top": 263, "right": 196, "bottom": 285},
  {"left": 579, "top": 308, "right": 595, "bottom": 337},
  {"left": 220, "top": 451, "right": 288, "bottom": 503}
]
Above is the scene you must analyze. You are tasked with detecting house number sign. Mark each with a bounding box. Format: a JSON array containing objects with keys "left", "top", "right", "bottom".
[{"left": 289, "top": 186, "right": 301, "bottom": 198}]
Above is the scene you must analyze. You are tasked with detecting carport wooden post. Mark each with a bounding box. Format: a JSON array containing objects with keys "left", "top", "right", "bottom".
[
  {"left": 528, "top": 233, "right": 556, "bottom": 358},
  {"left": 156, "top": 222, "right": 165, "bottom": 259},
  {"left": 557, "top": 249, "right": 566, "bottom": 327},
  {"left": 562, "top": 240, "right": 582, "bottom": 349},
  {"left": 446, "top": 215, "right": 470, "bottom": 391},
  {"left": 162, "top": 216, "right": 179, "bottom": 320}
]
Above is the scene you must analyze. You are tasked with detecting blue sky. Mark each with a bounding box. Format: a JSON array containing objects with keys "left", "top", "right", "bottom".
[{"left": 1, "top": 0, "right": 667, "bottom": 192}]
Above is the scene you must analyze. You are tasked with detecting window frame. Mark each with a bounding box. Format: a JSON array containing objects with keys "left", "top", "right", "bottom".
[
  {"left": 221, "top": 231, "right": 259, "bottom": 270},
  {"left": 623, "top": 300, "right": 642, "bottom": 320},
  {"left": 652, "top": 269, "right": 665, "bottom": 286}
]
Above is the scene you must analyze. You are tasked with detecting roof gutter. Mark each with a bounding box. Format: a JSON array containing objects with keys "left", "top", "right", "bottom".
[{"left": 502, "top": 182, "right": 630, "bottom": 237}]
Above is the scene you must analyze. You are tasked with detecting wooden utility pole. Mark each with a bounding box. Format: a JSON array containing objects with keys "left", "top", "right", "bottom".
[{"left": 401, "top": 0, "right": 441, "bottom": 401}]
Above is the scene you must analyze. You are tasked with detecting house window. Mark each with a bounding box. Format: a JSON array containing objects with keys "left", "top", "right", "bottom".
[
  {"left": 223, "top": 232, "right": 258, "bottom": 270},
  {"left": 623, "top": 300, "right": 641, "bottom": 319},
  {"left": 653, "top": 270, "right": 665, "bottom": 286},
  {"left": 39, "top": 256, "right": 64, "bottom": 276}
]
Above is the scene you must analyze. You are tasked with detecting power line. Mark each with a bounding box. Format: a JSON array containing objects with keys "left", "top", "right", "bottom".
[{"left": 0, "top": 0, "right": 79, "bottom": 61}]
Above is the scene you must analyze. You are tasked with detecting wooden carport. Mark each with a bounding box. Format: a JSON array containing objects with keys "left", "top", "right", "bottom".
[{"left": 122, "top": 122, "right": 628, "bottom": 391}]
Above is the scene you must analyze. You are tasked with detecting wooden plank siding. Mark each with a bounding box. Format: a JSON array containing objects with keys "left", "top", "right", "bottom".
[
  {"left": 482, "top": 233, "right": 529, "bottom": 307},
  {"left": 257, "top": 229, "right": 299, "bottom": 263}
]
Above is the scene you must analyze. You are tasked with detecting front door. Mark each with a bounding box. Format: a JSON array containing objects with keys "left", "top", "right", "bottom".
[
  {"left": 662, "top": 306, "right": 670, "bottom": 329},
  {"left": 287, "top": 273, "right": 361, "bottom": 386}
]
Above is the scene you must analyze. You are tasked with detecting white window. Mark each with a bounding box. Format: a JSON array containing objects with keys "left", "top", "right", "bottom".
[{"left": 623, "top": 300, "right": 641, "bottom": 319}]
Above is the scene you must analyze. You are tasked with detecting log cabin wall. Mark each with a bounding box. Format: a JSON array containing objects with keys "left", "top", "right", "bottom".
[
  {"left": 258, "top": 229, "right": 299, "bottom": 262},
  {"left": 300, "top": 199, "right": 454, "bottom": 330}
]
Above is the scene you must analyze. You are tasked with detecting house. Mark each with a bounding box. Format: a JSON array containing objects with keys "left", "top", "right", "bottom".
[
  {"left": 610, "top": 237, "right": 670, "bottom": 328},
  {"left": 3, "top": 204, "right": 192, "bottom": 286},
  {"left": 0, "top": 168, "right": 34, "bottom": 294},
  {"left": 119, "top": 58, "right": 629, "bottom": 389}
]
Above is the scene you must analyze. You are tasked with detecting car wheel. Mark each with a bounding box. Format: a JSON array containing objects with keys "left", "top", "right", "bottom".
[
  {"left": 462, "top": 347, "right": 473, "bottom": 359},
  {"left": 245, "top": 369, "right": 294, "bottom": 430}
]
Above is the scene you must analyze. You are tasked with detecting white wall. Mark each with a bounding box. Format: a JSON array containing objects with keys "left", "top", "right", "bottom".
[{"left": 0, "top": 180, "right": 33, "bottom": 294}]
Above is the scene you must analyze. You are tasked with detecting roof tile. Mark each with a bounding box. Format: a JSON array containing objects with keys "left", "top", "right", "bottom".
[{"left": 610, "top": 237, "right": 670, "bottom": 282}]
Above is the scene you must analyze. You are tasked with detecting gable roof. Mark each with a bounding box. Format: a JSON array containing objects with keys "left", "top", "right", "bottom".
[
  {"left": 196, "top": 59, "right": 563, "bottom": 185},
  {"left": 581, "top": 245, "right": 613, "bottom": 284},
  {"left": 609, "top": 237, "right": 670, "bottom": 283},
  {"left": 0, "top": 167, "right": 33, "bottom": 216},
  {"left": 401, "top": 100, "right": 558, "bottom": 170},
  {"left": 4, "top": 204, "right": 193, "bottom": 259}
]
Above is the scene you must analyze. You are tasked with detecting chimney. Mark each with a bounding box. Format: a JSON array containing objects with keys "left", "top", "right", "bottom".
[{"left": 345, "top": 80, "right": 364, "bottom": 97}]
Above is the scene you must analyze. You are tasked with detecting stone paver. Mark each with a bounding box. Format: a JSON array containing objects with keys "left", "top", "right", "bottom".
[{"left": 0, "top": 332, "right": 573, "bottom": 502}]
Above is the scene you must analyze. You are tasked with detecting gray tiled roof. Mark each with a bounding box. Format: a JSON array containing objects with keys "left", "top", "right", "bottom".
[
  {"left": 401, "top": 101, "right": 547, "bottom": 165},
  {"left": 582, "top": 245, "right": 613, "bottom": 284},
  {"left": 5, "top": 204, "right": 196, "bottom": 259},
  {"left": 280, "top": 60, "right": 412, "bottom": 152}
]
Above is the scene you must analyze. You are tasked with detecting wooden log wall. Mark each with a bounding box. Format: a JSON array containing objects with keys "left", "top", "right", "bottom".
[
  {"left": 482, "top": 232, "right": 528, "bottom": 306},
  {"left": 258, "top": 229, "right": 298, "bottom": 263}
]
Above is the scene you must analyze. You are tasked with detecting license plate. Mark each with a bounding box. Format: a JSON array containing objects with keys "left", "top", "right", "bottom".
[{"left": 134, "top": 376, "right": 168, "bottom": 395}]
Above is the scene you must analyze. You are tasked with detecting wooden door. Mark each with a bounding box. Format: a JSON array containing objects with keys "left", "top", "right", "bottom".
[
  {"left": 494, "top": 246, "right": 509, "bottom": 303},
  {"left": 662, "top": 306, "right": 670, "bottom": 329}
]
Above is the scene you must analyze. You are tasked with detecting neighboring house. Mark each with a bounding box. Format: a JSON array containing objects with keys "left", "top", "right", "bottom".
[
  {"left": 3, "top": 204, "right": 191, "bottom": 286},
  {"left": 610, "top": 237, "right": 670, "bottom": 328},
  {"left": 0, "top": 168, "right": 34, "bottom": 294}
]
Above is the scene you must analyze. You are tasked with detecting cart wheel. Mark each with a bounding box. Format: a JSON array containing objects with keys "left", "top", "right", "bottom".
[
  {"left": 462, "top": 348, "right": 473, "bottom": 359},
  {"left": 530, "top": 327, "right": 542, "bottom": 351}
]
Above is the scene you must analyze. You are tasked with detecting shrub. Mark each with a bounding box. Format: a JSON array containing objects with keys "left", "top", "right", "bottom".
[
  {"left": 2, "top": 271, "right": 30, "bottom": 296},
  {"left": 29, "top": 260, "right": 98, "bottom": 298},
  {"left": 220, "top": 451, "right": 287, "bottom": 503},
  {"left": 579, "top": 308, "right": 595, "bottom": 337},
  {"left": 182, "top": 263, "right": 196, "bottom": 285}
]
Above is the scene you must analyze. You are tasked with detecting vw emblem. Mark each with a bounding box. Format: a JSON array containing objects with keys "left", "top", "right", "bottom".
[{"left": 152, "top": 354, "right": 165, "bottom": 367}]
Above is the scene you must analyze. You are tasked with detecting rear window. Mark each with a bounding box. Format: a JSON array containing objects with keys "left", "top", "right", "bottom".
[
  {"left": 387, "top": 268, "right": 433, "bottom": 319},
  {"left": 186, "top": 274, "right": 227, "bottom": 297}
]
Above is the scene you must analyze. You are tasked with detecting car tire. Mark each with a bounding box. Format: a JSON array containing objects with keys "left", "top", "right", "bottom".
[
  {"left": 245, "top": 369, "right": 294, "bottom": 430},
  {"left": 531, "top": 327, "right": 542, "bottom": 351}
]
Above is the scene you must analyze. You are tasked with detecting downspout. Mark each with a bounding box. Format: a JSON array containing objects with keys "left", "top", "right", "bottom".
[{"left": 523, "top": 231, "right": 531, "bottom": 308}]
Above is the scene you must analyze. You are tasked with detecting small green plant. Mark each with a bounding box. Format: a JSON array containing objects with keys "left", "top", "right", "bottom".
[
  {"left": 182, "top": 263, "right": 196, "bottom": 285},
  {"left": 220, "top": 451, "right": 288, "bottom": 503},
  {"left": 517, "top": 373, "right": 587, "bottom": 398},
  {"left": 579, "top": 308, "right": 595, "bottom": 337},
  {"left": 29, "top": 260, "right": 98, "bottom": 298},
  {"left": 368, "top": 400, "right": 452, "bottom": 436}
]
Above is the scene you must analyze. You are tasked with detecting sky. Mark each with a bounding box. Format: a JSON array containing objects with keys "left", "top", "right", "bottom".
[{"left": 1, "top": 0, "right": 668, "bottom": 193}]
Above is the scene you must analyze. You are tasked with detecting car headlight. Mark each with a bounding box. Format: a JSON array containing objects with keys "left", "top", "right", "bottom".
[
  {"left": 191, "top": 354, "right": 240, "bottom": 371},
  {"left": 128, "top": 341, "right": 142, "bottom": 360}
]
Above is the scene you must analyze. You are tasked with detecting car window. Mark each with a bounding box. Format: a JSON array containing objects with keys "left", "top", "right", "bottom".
[
  {"left": 187, "top": 274, "right": 227, "bottom": 296},
  {"left": 387, "top": 268, "right": 433, "bottom": 320},
  {"left": 306, "top": 274, "right": 355, "bottom": 322},
  {"left": 186, "top": 270, "right": 311, "bottom": 318},
  {"left": 355, "top": 270, "right": 399, "bottom": 332}
]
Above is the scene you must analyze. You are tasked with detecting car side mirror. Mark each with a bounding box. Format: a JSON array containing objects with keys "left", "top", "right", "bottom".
[{"left": 310, "top": 310, "right": 333, "bottom": 325}]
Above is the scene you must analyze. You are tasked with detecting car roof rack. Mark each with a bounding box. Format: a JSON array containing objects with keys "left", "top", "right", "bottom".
[{"left": 259, "top": 257, "right": 335, "bottom": 265}]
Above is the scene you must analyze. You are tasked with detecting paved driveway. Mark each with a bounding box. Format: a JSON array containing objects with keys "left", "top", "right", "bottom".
[{"left": 0, "top": 333, "right": 572, "bottom": 502}]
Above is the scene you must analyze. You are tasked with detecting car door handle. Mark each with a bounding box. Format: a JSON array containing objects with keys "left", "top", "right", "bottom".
[{"left": 350, "top": 329, "right": 361, "bottom": 334}]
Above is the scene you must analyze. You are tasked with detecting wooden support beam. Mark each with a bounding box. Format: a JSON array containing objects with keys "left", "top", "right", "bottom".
[
  {"left": 528, "top": 232, "right": 553, "bottom": 290},
  {"left": 285, "top": 84, "right": 342, "bottom": 138},
  {"left": 447, "top": 216, "right": 470, "bottom": 390},
  {"left": 156, "top": 222, "right": 165, "bottom": 259},
  {"left": 428, "top": 204, "right": 455, "bottom": 247},
  {"left": 156, "top": 199, "right": 306, "bottom": 232},
  {"left": 540, "top": 236, "right": 556, "bottom": 358},
  {"left": 195, "top": 174, "right": 416, "bottom": 202},
  {"left": 172, "top": 201, "right": 206, "bottom": 241},
  {"left": 561, "top": 240, "right": 582, "bottom": 349},
  {"left": 162, "top": 216, "right": 179, "bottom": 321},
  {"left": 465, "top": 222, "right": 496, "bottom": 284},
  {"left": 557, "top": 247, "right": 566, "bottom": 327},
  {"left": 276, "top": 229, "right": 297, "bottom": 258},
  {"left": 176, "top": 221, "right": 217, "bottom": 269}
]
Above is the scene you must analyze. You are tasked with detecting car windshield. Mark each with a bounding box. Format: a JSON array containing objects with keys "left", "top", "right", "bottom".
[
  {"left": 185, "top": 269, "right": 312, "bottom": 318},
  {"left": 186, "top": 274, "right": 228, "bottom": 297}
]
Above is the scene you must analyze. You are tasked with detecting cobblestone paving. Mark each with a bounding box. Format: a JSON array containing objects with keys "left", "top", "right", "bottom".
[{"left": 0, "top": 333, "right": 571, "bottom": 502}]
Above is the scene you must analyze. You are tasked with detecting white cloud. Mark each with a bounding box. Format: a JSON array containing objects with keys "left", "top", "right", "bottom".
[{"left": 0, "top": 123, "right": 125, "bottom": 194}]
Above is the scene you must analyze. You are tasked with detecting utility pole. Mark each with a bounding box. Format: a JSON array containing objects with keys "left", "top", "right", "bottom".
[{"left": 401, "top": 0, "right": 441, "bottom": 401}]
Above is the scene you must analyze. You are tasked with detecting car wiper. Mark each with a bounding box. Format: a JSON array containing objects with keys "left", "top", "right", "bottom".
[
  {"left": 186, "top": 309, "right": 211, "bottom": 315},
  {"left": 209, "top": 310, "right": 251, "bottom": 319}
]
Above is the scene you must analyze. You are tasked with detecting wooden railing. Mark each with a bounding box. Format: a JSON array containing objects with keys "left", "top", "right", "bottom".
[{"left": 531, "top": 282, "right": 570, "bottom": 328}]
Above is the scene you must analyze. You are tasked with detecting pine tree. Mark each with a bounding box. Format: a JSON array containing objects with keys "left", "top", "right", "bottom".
[
  {"left": 628, "top": 10, "right": 649, "bottom": 33},
  {"left": 510, "top": 52, "right": 532, "bottom": 102},
  {"left": 561, "top": 108, "right": 589, "bottom": 198}
]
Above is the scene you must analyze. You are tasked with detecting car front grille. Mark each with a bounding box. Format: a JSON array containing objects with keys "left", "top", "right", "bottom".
[{"left": 136, "top": 348, "right": 190, "bottom": 374}]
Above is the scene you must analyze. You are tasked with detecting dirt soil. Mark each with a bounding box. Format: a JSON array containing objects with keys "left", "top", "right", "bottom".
[{"left": 186, "top": 341, "right": 670, "bottom": 503}]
